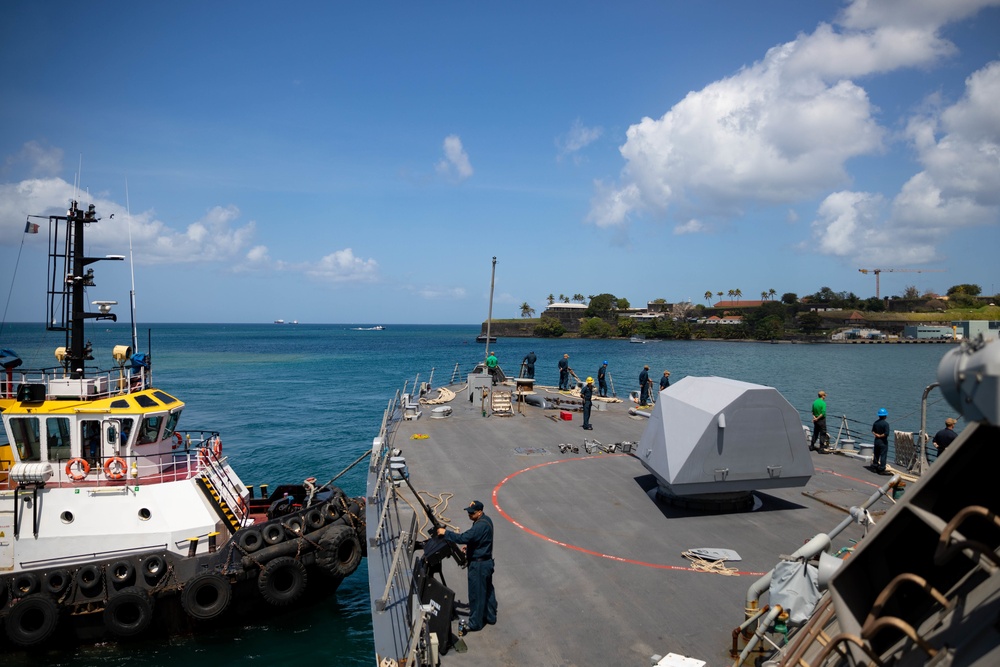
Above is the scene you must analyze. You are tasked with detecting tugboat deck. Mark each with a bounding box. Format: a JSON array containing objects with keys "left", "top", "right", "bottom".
[{"left": 376, "top": 382, "right": 896, "bottom": 666}]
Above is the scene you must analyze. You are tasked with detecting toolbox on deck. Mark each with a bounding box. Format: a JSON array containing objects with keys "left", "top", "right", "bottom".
[{"left": 559, "top": 410, "right": 573, "bottom": 421}]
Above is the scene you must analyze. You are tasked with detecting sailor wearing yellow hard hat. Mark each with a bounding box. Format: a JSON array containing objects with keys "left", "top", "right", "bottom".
[{"left": 581, "top": 376, "right": 594, "bottom": 430}]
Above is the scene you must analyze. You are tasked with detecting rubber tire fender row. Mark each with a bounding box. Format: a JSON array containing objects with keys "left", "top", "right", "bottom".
[
  {"left": 103, "top": 586, "right": 154, "bottom": 638},
  {"left": 13, "top": 572, "right": 39, "bottom": 597},
  {"left": 304, "top": 508, "right": 326, "bottom": 531},
  {"left": 261, "top": 522, "right": 285, "bottom": 546},
  {"left": 44, "top": 569, "right": 72, "bottom": 596},
  {"left": 5, "top": 595, "right": 60, "bottom": 647},
  {"left": 109, "top": 559, "right": 136, "bottom": 586},
  {"left": 257, "top": 556, "right": 307, "bottom": 607},
  {"left": 142, "top": 554, "right": 167, "bottom": 582},
  {"left": 181, "top": 573, "right": 232, "bottom": 621},
  {"left": 281, "top": 516, "right": 304, "bottom": 536},
  {"left": 235, "top": 527, "right": 263, "bottom": 553},
  {"left": 75, "top": 564, "right": 104, "bottom": 595},
  {"left": 315, "top": 525, "right": 363, "bottom": 578}
]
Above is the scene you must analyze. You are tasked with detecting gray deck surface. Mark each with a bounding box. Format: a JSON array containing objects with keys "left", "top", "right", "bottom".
[{"left": 389, "top": 383, "right": 896, "bottom": 667}]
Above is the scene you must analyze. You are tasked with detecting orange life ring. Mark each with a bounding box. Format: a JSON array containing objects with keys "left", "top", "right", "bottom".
[
  {"left": 173, "top": 432, "right": 184, "bottom": 450},
  {"left": 212, "top": 436, "right": 222, "bottom": 458},
  {"left": 198, "top": 446, "right": 210, "bottom": 465},
  {"left": 104, "top": 456, "right": 127, "bottom": 480},
  {"left": 236, "top": 496, "right": 248, "bottom": 514},
  {"left": 65, "top": 458, "right": 91, "bottom": 481}
]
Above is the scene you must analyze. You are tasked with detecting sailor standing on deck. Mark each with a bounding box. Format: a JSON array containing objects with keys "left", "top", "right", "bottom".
[
  {"left": 522, "top": 351, "right": 537, "bottom": 379},
  {"left": 639, "top": 365, "right": 652, "bottom": 406},
  {"left": 871, "top": 408, "right": 890, "bottom": 474},
  {"left": 810, "top": 391, "right": 829, "bottom": 451},
  {"left": 558, "top": 354, "right": 571, "bottom": 390},
  {"left": 581, "top": 377, "right": 594, "bottom": 430},
  {"left": 438, "top": 501, "right": 497, "bottom": 634},
  {"left": 597, "top": 361, "right": 608, "bottom": 397},
  {"left": 486, "top": 350, "right": 499, "bottom": 385}
]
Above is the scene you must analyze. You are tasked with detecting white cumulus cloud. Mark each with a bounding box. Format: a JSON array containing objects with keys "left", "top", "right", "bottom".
[
  {"left": 588, "top": 0, "right": 999, "bottom": 231},
  {"left": 306, "top": 248, "right": 378, "bottom": 283},
  {"left": 436, "top": 135, "right": 473, "bottom": 181}
]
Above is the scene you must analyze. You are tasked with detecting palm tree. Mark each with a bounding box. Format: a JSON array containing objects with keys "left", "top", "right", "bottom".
[
  {"left": 717, "top": 291, "right": 724, "bottom": 302},
  {"left": 704, "top": 290, "right": 713, "bottom": 305},
  {"left": 561, "top": 295, "right": 570, "bottom": 303},
  {"left": 768, "top": 288, "right": 777, "bottom": 301},
  {"left": 761, "top": 291, "right": 768, "bottom": 301},
  {"left": 572, "top": 293, "right": 585, "bottom": 303},
  {"left": 727, "top": 289, "right": 735, "bottom": 302},
  {"left": 734, "top": 288, "right": 742, "bottom": 304},
  {"left": 520, "top": 302, "right": 535, "bottom": 318},
  {"left": 547, "top": 294, "right": 555, "bottom": 305}
]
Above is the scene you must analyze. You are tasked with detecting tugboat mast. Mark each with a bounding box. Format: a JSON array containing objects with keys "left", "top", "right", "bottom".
[{"left": 46, "top": 201, "right": 122, "bottom": 378}]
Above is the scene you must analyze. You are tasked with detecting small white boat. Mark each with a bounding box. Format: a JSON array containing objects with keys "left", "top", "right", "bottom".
[{"left": 630, "top": 335, "right": 646, "bottom": 343}]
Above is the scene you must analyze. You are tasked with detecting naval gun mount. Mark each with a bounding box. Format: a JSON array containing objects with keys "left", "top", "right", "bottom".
[{"left": 637, "top": 376, "right": 813, "bottom": 512}]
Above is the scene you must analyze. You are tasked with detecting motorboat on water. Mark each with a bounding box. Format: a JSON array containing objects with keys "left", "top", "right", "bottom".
[
  {"left": 352, "top": 325, "right": 386, "bottom": 331},
  {"left": 0, "top": 201, "right": 366, "bottom": 649},
  {"left": 364, "top": 259, "right": 1000, "bottom": 666}
]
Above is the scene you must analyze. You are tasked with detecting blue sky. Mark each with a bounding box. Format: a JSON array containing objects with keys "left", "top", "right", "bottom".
[{"left": 1, "top": 1, "right": 998, "bottom": 324}]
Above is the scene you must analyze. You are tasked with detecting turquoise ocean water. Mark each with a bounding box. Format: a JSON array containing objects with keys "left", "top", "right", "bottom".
[{"left": 0, "top": 322, "right": 959, "bottom": 666}]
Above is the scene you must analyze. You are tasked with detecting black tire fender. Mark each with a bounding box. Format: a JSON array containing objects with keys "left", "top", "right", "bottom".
[
  {"left": 142, "top": 555, "right": 166, "bottom": 582},
  {"left": 5, "top": 595, "right": 60, "bottom": 647},
  {"left": 103, "top": 586, "right": 154, "bottom": 637},
  {"left": 180, "top": 573, "right": 232, "bottom": 621},
  {"left": 12, "top": 572, "right": 39, "bottom": 597},
  {"left": 257, "top": 556, "right": 307, "bottom": 607},
  {"left": 75, "top": 564, "right": 103, "bottom": 594},
  {"left": 282, "top": 516, "right": 304, "bottom": 536},
  {"left": 315, "top": 525, "right": 363, "bottom": 578},
  {"left": 109, "top": 559, "right": 136, "bottom": 585},
  {"left": 304, "top": 509, "right": 325, "bottom": 531},
  {"left": 261, "top": 522, "right": 284, "bottom": 545},
  {"left": 236, "top": 527, "right": 263, "bottom": 553},
  {"left": 44, "top": 570, "right": 72, "bottom": 596}
]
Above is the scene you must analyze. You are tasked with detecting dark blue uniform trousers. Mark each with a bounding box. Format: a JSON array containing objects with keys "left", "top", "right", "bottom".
[{"left": 467, "top": 558, "right": 497, "bottom": 630}]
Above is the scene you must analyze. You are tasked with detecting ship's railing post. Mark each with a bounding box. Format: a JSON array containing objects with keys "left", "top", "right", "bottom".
[{"left": 375, "top": 512, "right": 417, "bottom": 612}]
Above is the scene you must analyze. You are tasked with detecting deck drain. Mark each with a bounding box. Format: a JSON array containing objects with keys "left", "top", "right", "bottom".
[{"left": 513, "top": 447, "right": 548, "bottom": 456}]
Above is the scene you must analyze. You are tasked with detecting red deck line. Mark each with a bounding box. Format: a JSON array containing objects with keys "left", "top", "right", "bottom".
[{"left": 491, "top": 454, "right": 767, "bottom": 577}]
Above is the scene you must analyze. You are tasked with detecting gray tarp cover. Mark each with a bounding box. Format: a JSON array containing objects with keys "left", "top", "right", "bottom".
[{"left": 769, "top": 559, "right": 821, "bottom": 625}]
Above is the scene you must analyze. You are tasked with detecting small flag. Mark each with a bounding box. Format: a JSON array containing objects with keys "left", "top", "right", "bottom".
[{"left": 24, "top": 222, "right": 39, "bottom": 234}]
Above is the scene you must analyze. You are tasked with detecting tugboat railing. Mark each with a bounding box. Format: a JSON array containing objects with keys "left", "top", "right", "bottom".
[{"left": 0, "top": 366, "right": 152, "bottom": 400}]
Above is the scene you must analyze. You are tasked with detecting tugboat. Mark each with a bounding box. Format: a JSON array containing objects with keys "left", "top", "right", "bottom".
[{"left": 0, "top": 201, "right": 366, "bottom": 648}]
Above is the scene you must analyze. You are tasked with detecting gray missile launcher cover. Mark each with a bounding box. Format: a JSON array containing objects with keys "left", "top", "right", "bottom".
[{"left": 638, "top": 376, "right": 813, "bottom": 495}]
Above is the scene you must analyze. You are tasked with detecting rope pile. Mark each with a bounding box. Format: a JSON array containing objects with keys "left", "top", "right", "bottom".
[
  {"left": 420, "top": 386, "right": 456, "bottom": 404},
  {"left": 681, "top": 550, "right": 740, "bottom": 576}
]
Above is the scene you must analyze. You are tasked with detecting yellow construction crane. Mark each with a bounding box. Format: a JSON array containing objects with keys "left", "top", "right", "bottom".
[{"left": 858, "top": 268, "right": 945, "bottom": 299}]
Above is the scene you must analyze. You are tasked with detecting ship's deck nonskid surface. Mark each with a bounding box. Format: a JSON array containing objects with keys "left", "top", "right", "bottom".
[{"left": 394, "top": 384, "right": 895, "bottom": 666}]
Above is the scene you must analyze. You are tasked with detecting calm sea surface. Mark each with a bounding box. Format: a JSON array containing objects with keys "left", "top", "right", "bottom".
[{"left": 0, "top": 323, "right": 960, "bottom": 666}]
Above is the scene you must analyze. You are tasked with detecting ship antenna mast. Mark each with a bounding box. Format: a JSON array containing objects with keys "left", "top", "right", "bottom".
[
  {"left": 125, "top": 179, "right": 138, "bottom": 353},
  {"left": 484, "top": 256, "right": 496, "bottom": 359}
]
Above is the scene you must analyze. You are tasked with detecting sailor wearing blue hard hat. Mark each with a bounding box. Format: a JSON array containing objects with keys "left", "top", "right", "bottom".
[{"left": 871, "top": 408, "right": 891, "bottom": 475}]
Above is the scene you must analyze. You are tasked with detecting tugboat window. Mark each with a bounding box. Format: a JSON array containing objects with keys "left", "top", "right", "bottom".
[
  {"left": 164, "top": 411, "right": 180, "bottom": 441},
  {"left": 10, "top": 417, "right": 41, "bottom": 461},
  {"left": 46, "top": 418, "right": 72, "bottom": 462},
  {"left": 137, "top": 415, "right": 164, "bottom": 445}
]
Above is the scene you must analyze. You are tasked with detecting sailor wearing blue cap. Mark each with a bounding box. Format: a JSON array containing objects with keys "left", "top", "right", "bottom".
[
  {"left": 597, "top": 361, "right": 609, "bottom": 397},
  {"left": 871, "top": 408, "right": 890, "bottom": 475},
  {"left": 437, "top": 500, "right": 497, "bottom": 633}
]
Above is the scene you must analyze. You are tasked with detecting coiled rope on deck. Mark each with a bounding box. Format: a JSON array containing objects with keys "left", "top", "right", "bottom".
[{"left": 681, "top": 550, "right": 740, "bottom": 576}]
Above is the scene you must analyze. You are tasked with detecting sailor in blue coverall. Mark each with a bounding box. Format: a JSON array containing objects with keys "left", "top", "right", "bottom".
[{"left": 438, "top": 500, "right": 497, "bottom": 632}]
